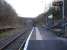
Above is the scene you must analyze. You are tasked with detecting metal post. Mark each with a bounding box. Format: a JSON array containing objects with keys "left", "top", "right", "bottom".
[
  {"left": 62, "top": 0, "right": 65, "bottom": 34},
  {"left": 62, "top": 0, "right": 64, "bottom": 19}
]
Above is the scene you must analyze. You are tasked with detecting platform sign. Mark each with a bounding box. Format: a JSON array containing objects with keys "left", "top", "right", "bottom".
[
  {"left": 53, "top": 1, "right": 63, "bottom": 6},
  {"left": 52, "top": 1, "right": 63, "bottom": 20}
]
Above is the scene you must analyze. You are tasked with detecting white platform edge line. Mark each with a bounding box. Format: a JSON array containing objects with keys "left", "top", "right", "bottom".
[
  {"left": 35, "top": 27, "right": 43, "bottom": 40},
  {"left": 23, "top": 27, "right": 34, "bottom": 50}
]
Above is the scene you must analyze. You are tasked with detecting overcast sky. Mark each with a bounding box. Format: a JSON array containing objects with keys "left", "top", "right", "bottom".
[{"left": 5, "top": 0, "right": 54, "bottom": 18}]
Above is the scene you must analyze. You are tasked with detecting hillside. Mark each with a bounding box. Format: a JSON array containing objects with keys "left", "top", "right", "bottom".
[
  {"left": 0, "top": 0, "right": 33, "bottom": 32},
  {"left": 0, "top": 0, "right": 17, "bottom": 29}
]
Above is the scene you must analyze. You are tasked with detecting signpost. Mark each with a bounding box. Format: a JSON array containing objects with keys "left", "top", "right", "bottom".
[
  {"left": 53, "top": 0, "right": 64, "bottom": 19},
  {"left": 52, "top": 0, "right": 65, "bottom": 36}
]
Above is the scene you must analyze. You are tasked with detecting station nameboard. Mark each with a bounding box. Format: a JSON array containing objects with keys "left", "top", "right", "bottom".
[{"left": 53, "top": 1, "right": 63, "bottom": 6}]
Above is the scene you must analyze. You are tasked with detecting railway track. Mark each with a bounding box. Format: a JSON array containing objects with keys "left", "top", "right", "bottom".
[{"left": 0, "top": 29, "right": 31, "bottom": 50}]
